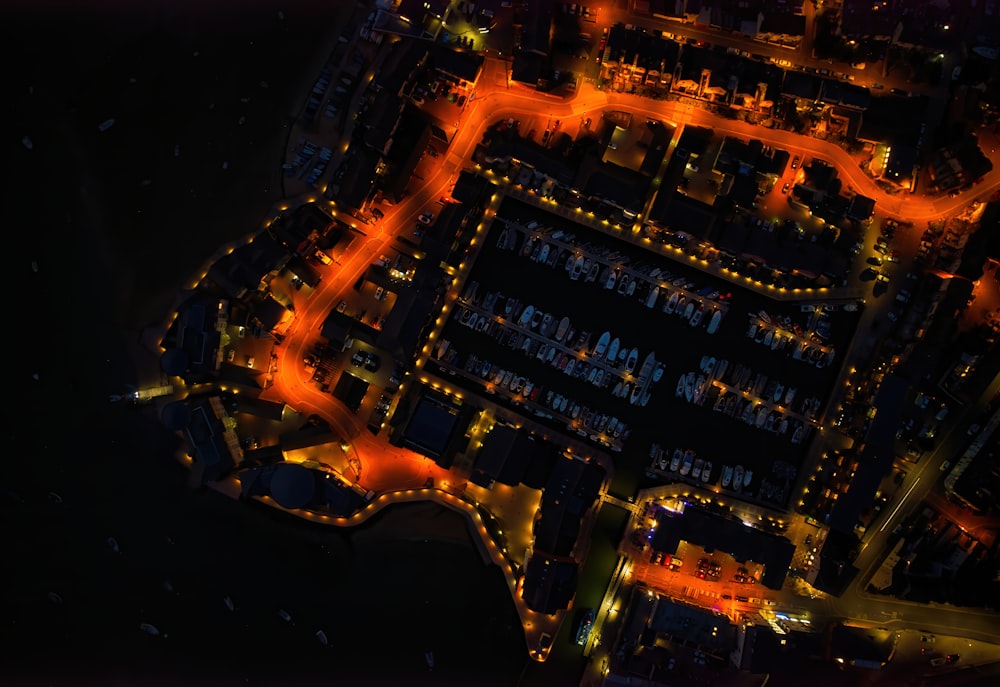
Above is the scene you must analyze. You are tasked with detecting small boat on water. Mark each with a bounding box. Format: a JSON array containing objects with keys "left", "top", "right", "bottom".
[
  {"left": 98, "top": 118, "right": 116, "bottom": 132},
  {"left": 684, "top": 372, "right": 695, "bottom": 402},
  {"left": 701, "top": 461, "right": 713, "bottom": 483},
  {"left": 706, "top": 309, "right": 722, "bottom": 334},
  {"left": 223, "top": 596, "right": 235, "bottom": 611},
  {"left": 586, "top": 260, "right": 601, "bottom": 282},
  {"left": 594, "top": 331, "right": 611, "bottom": 357},
  {"left": 743, "top": 469, "right": 753, "bottom": 488},
  {"left": 784, "top": 387, "right": 796, "bottom": 406},
  {"left": 606, "top": 337, "right": 620, "bottom": 362},
  {"left": 664, "top": 291, "right": 679, "bottom": 314},
  {"left": 624, "top": 348, "right": 639, "bottom": 373},
  {"left": 646, "top": 286, "right": 659, "bottom": 308},
  {"left": 107, "top": 537, "right": 120, "bottom": 554},
  {"left": 682, "top": 301, "right": 695, "bottom": 320},
  {"left": 758, "top": 310, "right": 772, "bottom": 324},
  {"left": 316, "top": 630, "right": 329, "bottom": 645},
  {"left": 570, "top": 255, "right": 586, "bottom": 280},
  {"left": 518, "top": 305, "right": 534, "bottom": 327},
  {"left": 680, "top": 450, "right": 695, "bottom": 475},
  {"left": 139, "top": 623, "right": 161, "bottom": 637},
  {"left": 612, "top": 380, "right": 623, "bottom": 396},
  {"left": 617, "top": 273, "right": 631, "bottom": 295},
  {"left": 555, "top": 316, "right": 571, "bottom": 341},
  {"left": 791, "top": 424, "right": 805, "bottom": 444},
  {"left": 722, "top": 465, "right": 734, "bottom": 487},
  {"left": 539, "top": 313, "right": 553, "bottom": 335},
  {"left": 426, "top": 651, "right": 435, "bottom": 670},
  {"left": 670, "top": 449, "right": 683, "bottom": 472},
  {"left": 676, "top": 375, "right": 686, "bottom": 398},
  {"left": 626, "top": 279, "right": 637, "bottom": 296},
  {"left": 763, "top": 329, "right": 774, "bottom": 347},
  {"left": 652, "top": 364, "right": 664, "bottom": 382},
  {"left": 537, "top": 243, "right": 550, "bottom": 264},
  {"left": 690, "top": 305, "right": 704, "bottom": 327},
  {"left": 605, "top": 270, "right": 618, "bottom": 289},
  {"left": 773, "top": 383, "right": 785, "bottom": 403},
  {"left": 733, "top": 465, "right": 744, "bottom": 491}
]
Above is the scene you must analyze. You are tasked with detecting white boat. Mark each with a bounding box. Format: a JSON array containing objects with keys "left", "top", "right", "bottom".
[
  {"left": 518, "top": 305, "right": 534, "bottom": 327},
  {"left": 617, "top": 273, "right": 631, "bottom": 295},
  {"left": 682, "top": 301, "right": 695, "bottom": 320},
  {"left": 223, "top": 595, "right": 235, "bottom": 612},
  {"left": 692, "top": 458, "right": 703, "bottom": 480},
  {"left": 636, "top": 351, "right": 656, "bottom": 386},
  {"left": 588, "top": 366, "right": 599, "bottom": 383},
  {"left": 646, "top": 286, "right": 660, "bottom": 308},
  {"left": 733, "top": 465, "right": 744, "bottom": 491},
  {"left": 570, "top": 255, "right": 585, "bottom": 280},
  {"left": 537, "top": 243, "right": 550, "bottom": 264},
  {"left": 758, "top": 310, "right": 772, "bottom": 324},
  {"left": 605, "top": 270, "right": 618, "bottom": 289},
  {"left": 670, "top": 449, "right": 683, "bottom": 472},
  {"left": 763, "top": 329, "right": 774, "bottom": 347},
  {"left": 426, "top": 651, "right": 435, "bottom": 670},
  {"left": 773, "top": 383, "right": 785, "bottom": 403},
  {"left": 701, "top": 461, "right": 712, "bottom": 483},
  {"left": 684, "top": 372, "right": 695, "bottom": 402},
  {"left": 784, "top": 387, "right": 797, "bottom": 405},
  {"left": 653, "top": 364, "right": 664, "bottom": 382},
  {"left": 680, "top": 450, "right": 694, "bottom": 475},
  {"left": 565, "top": 358, "right": 576, "bottom": 375},
  {"left": 629, "top": 384, "right": 643, "bottom": 405},
  {"left": 138, "top": 622, "right": 161, "bottom": 637},
  {"left": 594, "top": 331, "right": 611, "bottom": 357},
  {"left": 664, "top": 291, "right": 679, "bottom": 314},
  {"left": 605, "top": 337, "right": 620, "bottom": 363},
  {"left": 626, "top": 279, "right": 636, "bottom": 296},
  {"left": 539, "top": 313, "right": 553, "bottom": 335},
  {"left": 624, "top": 348, "right": 639, "bottom": 373},
  {"left": 619, "top": 382, "right": 631, "bottom": 399},
  {"left": 316, "top": 630, "right": 329, "bottom": 645},
  {"left": 586, "top": 260, "right": 601, "bottom": 282},
  {"left": 755, "top": 406, "right": 768, "bottom": 428},
  {"left": 743, "top": 469, "right": 753, "bottom": 488},
  {"left": 791, "top": 424, "right": 805, "bottom": 444},
  {"left": 721, "top": 465, "right": 733, "bottom": 487},
  {"left": 612, "top": 380, "right": 623, "bottom": 396},
  {"left": 530, "top": 309, "right": 543, "bottom": 329},
  {"left": 656, "top": 447, "right": 668, "bottom": 470},
  {"left": 706, "top": 309, "right": 722, "bottom": 334},
  {"left": 555, "top": 316, "right": 571, "bottom": 342},
  {"left": 594, "top": 370, "right": 604, "bottom": 386},
  {"left": 771, "top": 331, "right": 782, "bottom": 350},
  {"left": 98, "top": 118, "right": 116, "bottom": 132}
]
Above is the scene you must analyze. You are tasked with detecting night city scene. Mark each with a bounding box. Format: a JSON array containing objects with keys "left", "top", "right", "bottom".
[{"left": 9, "top": 0, "right": 1000, "bottom": 686}]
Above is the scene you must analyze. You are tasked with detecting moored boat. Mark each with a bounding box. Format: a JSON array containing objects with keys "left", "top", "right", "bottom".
[
  {"left": 594, "top": 331, "right": 611, "bottom": 357},
  {"left": 554, "top": 316, "right": 571, "bottom": 341},
  {"left": 706, "top": 309, "right": 722, "bottom": 334},
  {"left": 518, "top": 305, "right": 534, "bottom": 327},
  {"left": 605, "top": 337, "right": 620, "bottom": 363},
  {"left": 664, "top": 291, "right": 679, "bottom": 314},
  {"left": 646, "top": 286, "right": 660, "bottom": 308},
  {"left": 624, "top": 348, "right": 639, "bottom": 373},
  {"left": 721, "top": 465, "right": 733, "bottom": 487}
]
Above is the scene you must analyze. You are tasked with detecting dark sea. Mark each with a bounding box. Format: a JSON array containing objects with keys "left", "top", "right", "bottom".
[{"left": 5, "top": 3, "right": 560, "bottom": 685}]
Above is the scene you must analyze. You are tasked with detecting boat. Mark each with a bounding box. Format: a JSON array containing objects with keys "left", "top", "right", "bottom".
[
  {"left": 682, "top": 301, "right": 695, "bottom": 320},
  {"left": 693, "top": 374, "right": 707, "bottom": 404},
  {"left": 664, "top": 291, "right": 679, "bottom": 314},
  {"left": 316, "top": 630, "right": 329, "bottom": 645},
  {"left": 680, "top": 450, "right": 694, "bottom": 475},
  {"left": 605, "top": 270, "right": 618, "bottom": 289},
  {"left": 721, "top": 465, "right": 733, "bottom": 487},
  {"left": 773, "top": 383, "right": 785, "bottom": 403},
  {"left": 784, "top": 387, "right": 796, "bottom": 406},
  {"left": 425, "top": 651, "right": 435, "bottom": 670},
  {"left": 743, "top": 469, "right": 753, "bottom": 488},
  {"left": 771, "top": 331, "right": 782, "bottom": 350},
  {"left": 629, "top": 384, "right": 643, "bottom": 405},
  {"left": 619, "top": 382, "right": 631, "bottom": 399},
  {"left": 594, "top": 370, "right": 604, "bottom": 386},
  {"left": 656, "top": 447, "right": 668, "bottom": 470},
  {"left": 605, "top": 337, "right": 620, "bottom": 363},
  {"left": 575, "top": 609, "right": 596, "bottom": 646},
  {"left": 521, "top": 336, "right": 533, "bottom": 353},
  {"left": 98, "top": 118, "right": 116, "bottom": 132},
  {"left": 706, "top": 309, "right": 722, "bottom": 334},
  {"left": 626, "top": 279, "right": 637, "bottom": 296},
  {"left": 594, "top": 331, "right": 611, "bottom": 357},
  {"left": 755, "top": 406, "right": 768, "bottom": 428},
  {"left": 107, "top": 537, "right": 120, "bottom": 553},
  {"left": 652, "top": 364, "right": 664, "bottom": 382},
  {"left": 762, "top": 329, "right": 774, "bottom": 347},
  {"left": 223, "top": 596, "right": 235, "bottom": 612},
  {"left": 530, "top": 241, "right": 542, "bottom": 261},
  {"left": 138, "top": 622, "right": 161, "bottom": 637},
  {"left": 504, "top": 297, "right": 517, "bottom": 317},
  {"left": 565, "top": 358, "right": 576, "bottom": 375},
  {"left": 586, "top": 260, "right": 601, "bottom": 282},
  {"left": 765, "top": 413, "right": 776, "bottom": 432},
  {"left": 530, "top": 309, "right": 543, "bottom": 329},
  {"left": 791, "top": 424, "right": 805, "bottom": 444},
  {"left": 617, "top": 347, "right": 627, "bottom": 365},
  {"left": 539, "top": 313, "right": 553, "bottom": 335},
  {"left": 684, "top": 372, "right": 695, "bottom": 402},
  {"left": 467, "top": 313, "right": 478, "bottom": 329},
  {"left": 546, "top": 347, "right": 557, "bottom": 363},
  {"left": 555, "top": 316, "right": 571, "bottom": 342},
  {"left": 617, "top": 273, "right": 631, "bottom": 295},
  {"left": 570, "top": 255, "right": 586, "bottom": 280},
  {"left": 624, "top": 348, "right": 639, "bottom": 373},
  {"left": 676, "top": 375, "right": 686, "bottom": 397},
  {"left": 692, "top": 458, "right": 703, "bottom": 480},
  {"left": 701, "top": 461, "right": 712, "bottom": 483},
  {"left": 612, "top": 380, "right": 623, "bottom": 396},
  {"left": 689, "top": 305, "right": 704, "bottom": 327},
  {"left": 670, "top": 449, "right": 683, "bottom": 472},
  {"left": 537, "top": 243, "right": 550, "bottom": 264},
  {"left": 496, "top": 227, "right": 508, "bottom": 249},
  {"left": 733, "top": 465, "right": 744, "bottom": 491},
  {"left": 518, "top": 305, "right": 534, "bottom": 327},
  {"left": 636, "top": 351, "right": 656, "bottom": 386},
  {"left": 758, "top": 310, "right": 772, "bottom": 324},
  {"left": 588, "top": 366, "right": 599, "bottom": 383}
]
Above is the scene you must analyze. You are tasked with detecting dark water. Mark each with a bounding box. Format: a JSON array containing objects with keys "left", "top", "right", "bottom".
[{"left": 7, "top": 5, "right": 533, "bottom": 685}]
